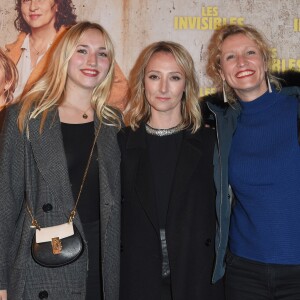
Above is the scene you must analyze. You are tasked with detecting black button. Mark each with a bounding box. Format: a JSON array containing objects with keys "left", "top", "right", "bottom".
[
  {"left": 42, "top": 203, "right": 53, "bottom": 212},
  {"left": 39, "top": 290, "right": 48, "bottom": 299},
  {"left": 121, "top": 197, "right": 125, "bottom": 203},
  {"left": 120, "top": 244, "right": 124, "bottom": 252},
  {"left": 205, "top": 238, "right": 212, "bottom": 246}
]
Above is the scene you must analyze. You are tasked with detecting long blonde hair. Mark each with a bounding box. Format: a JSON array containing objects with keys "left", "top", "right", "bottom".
[
  {"left": 18, "top": 21, "right": 121, "bottom": 132},
  {"left": 206, "top": 24, "right": 280, "bottom": 103},
  {"left": 125, "top": 41, "right": 201, "bottom": 133}
]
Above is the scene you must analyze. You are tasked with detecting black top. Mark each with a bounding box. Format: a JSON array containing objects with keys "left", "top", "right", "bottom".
[
  {"left": 61, "top": 121, "right": 100, "bottom": 223},
  {"left": 61, "top": 121, "right": 102, "bottom": 300},
  {"left": 146, "top": 131, "right": 183, "bottom": 229}
]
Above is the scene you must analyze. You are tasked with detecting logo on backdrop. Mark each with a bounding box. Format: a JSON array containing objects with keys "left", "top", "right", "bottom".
[
  {"left": 174, "top": 6, "right": 244, "bottom": 30},
  {"left": 294, "top": 18, "right": 300, "bottom": 32},
  {"left": 271, "top": 48, "right": 300, "bottom": 72}
]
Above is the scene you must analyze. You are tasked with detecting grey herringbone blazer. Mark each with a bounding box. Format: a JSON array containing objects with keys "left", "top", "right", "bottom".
[{"left": 0, "top": 106, "right": 121, "bottom": 299}]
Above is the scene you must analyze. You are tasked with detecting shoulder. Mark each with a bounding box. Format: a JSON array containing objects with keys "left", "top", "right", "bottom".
[
  {"left": 5, "top": 32, "right": 26, "bottom": 52},
  {"left": 185, "top": 126, "right": 216, "bottom": 151},
  {"left": 280, "top": 86, "right": 300, "bottom": 101},
  {"left": 273, "top": 70, "right": 300, "bottom": 100},
  {"left": 2, "top": 104, "right": 21, "bottom": 125},
  {"left": 117, "top": 126, "right": 133, "bottom": 150},
  {"left": 201, "top": 94, "right": 241, "bottom": 129}
]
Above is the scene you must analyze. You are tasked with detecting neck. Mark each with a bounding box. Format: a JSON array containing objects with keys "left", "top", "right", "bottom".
[
  {"left": 236, "top": 84, "right": 268, "bottom": 102},
  {"left": 64, "top": 85, "right": 93, "bottom": 109},
  {"left": 30, "top": 26, "right": 57, "bottom": 45},
  {"left": 59, "top": 96, "right": 94, "bottom": 124},
  {"left": 148, "top": 113, "right": 182, "bottom": 129}
]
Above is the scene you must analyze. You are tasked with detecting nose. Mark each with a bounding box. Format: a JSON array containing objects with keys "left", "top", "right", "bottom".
[
  {"left": 87, "top": 53, "right": 97, "bottom": 67},
  {"left": 29, "top": 0, "right": 39, "bottom": 11},
  {"left": 237, "top": 55, "right": 248, "bottom": 67},
  {"left": 159, "top": 77, "right": 168, "bottom": 93}
]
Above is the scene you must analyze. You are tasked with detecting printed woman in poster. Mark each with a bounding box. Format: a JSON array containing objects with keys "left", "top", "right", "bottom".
[{"left": 5, "top": 0, "right": 128, "bottom": 110}]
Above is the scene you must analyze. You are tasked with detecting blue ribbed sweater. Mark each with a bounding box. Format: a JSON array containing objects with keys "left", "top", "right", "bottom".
[{"left": 228, "top": 90, "right": 300, "bottom": 264}]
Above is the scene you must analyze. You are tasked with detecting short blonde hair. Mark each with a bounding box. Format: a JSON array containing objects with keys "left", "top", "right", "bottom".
[
  {"left": 18, "top": 21, "right": 120, "bottom": 132},
  {"left": 0, "top": 49, "right": 18, "bottom": 105},
  {"left": 206, "top": 24, "right": 280, "bottom": 103},
  {"left": 125, "top": 41, "right": 201, "bottom": 133}
]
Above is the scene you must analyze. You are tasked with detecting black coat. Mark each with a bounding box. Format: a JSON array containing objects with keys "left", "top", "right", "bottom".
[{"left": 118, "top": 124, "right": 224, "bottom": 300}]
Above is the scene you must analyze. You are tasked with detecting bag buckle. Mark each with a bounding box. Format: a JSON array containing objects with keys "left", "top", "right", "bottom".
[{"left": 51, "top": 237, "right": 62, "bottom": 255}]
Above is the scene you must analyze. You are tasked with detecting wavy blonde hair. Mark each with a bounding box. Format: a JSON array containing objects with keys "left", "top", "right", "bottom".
[
  {"left": 0, "top": 49, "right": 18, "bottom": 105},
  {"left": 125, "top": 41, "right": 201, "bottom": 133},
  {"left": 18, "top": 21, "right": 121, "bottom": 132},
  {"left": 206, "top": 24, "right": 280, "bottom": 103}
]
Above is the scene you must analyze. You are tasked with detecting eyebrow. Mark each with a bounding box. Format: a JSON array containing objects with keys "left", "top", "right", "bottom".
[
  {"left": 146, "top": 70, "right": 183, "bottom": 74},
  {"left": 77, "top": 44, "right": 107, "bottom": 50}
]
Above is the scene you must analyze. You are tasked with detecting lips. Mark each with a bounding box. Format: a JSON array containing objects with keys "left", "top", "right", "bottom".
[
  {"left": 236, "top": 70, "right": 255, "bottom": 78},
  {"left": 80, "top": 69, "right": 99, "bottom": 77},
  {"left": 156, "top": 97, "right": 170, "bottom": 101},
  {"left": 29, "top": 14, "right": 41, "bottom": 20}
]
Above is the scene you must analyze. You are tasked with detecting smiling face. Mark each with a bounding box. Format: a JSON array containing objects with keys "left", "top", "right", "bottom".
[
  {"left": 21, "top": 0, "right": 57, "bottom": 31},
  {"left": 66, "top": 28, "right": 110, "bottom": 96},
  {"left": 219, "top": 33, "right": 268, "bottom": 102},
  {"left": 144, "top": 51, "right": 186, "bottom": 124}
]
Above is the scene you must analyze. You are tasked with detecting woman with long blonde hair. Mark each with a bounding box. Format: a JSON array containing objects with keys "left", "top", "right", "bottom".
[{"left": 0, "top": 21, "right": 121, "bottom": 300}]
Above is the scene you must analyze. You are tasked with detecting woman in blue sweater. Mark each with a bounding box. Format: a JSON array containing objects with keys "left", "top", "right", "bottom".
[{"left": 206, "top": 24, "right": 300, "bottom": 299}]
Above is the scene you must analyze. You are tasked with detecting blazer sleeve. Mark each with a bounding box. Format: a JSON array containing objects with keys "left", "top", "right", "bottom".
[{"left": 0, "top": 106, "right": 26, "bottom": 289}]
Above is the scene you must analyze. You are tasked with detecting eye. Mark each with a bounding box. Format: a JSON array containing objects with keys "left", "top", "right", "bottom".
[
  {"left": 98, "top": 51, "right": 108, "bottom": 57},
  {"left": 22, "top": 0, "right": 31, "bottom": 3},
  {"left": 170, "top": 75, "right": 181, "bottom": 81},
  {"left": 225, "top": 54, "right": 235, "bottom": 61},
  {"left": 148, "top": 74, "right": 159, "bottom": 80},
  {"left": 77, "top": 48, "right": 87, "bottom": 54},
  {"left": 247, "top": 50, "right": 256, "bottom": 55}
]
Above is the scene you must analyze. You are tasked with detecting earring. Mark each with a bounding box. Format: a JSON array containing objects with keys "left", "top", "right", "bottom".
[
  {"left": 223, "top": 80, "right": 228, "bottom": 103},
  {"left": 267, "top": 74, "right": 272, "bottom": 93}
]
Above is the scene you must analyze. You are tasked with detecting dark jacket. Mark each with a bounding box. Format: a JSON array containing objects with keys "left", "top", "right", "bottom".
[
  {"left": 118, "top": 124, "right": 225, "bottom": 300},
  {"left": 0, "top": 108, "right": 6, "bottom": 133},
  {"left": 203, "top": 83, "right": 300, "bottom": 283},
  {"left": 0, "top": 105, "right": 121, "bottom": 299}
]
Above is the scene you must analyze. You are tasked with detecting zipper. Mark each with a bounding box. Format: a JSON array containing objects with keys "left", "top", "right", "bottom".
[{"left": 207, "top": 104, "right": 223, "bottom": 258}]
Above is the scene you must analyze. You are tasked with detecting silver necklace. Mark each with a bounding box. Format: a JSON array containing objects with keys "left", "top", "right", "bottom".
[{"left": 145, "top": 123, "right": 183, "bottom": 136}]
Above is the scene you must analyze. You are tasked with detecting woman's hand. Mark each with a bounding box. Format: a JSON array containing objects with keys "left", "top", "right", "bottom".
[{"left": 0, "top": 290, "right": 7, "bottom": 300}]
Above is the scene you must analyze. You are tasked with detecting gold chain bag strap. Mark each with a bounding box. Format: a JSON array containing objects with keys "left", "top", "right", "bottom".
[{"left": 27, "top": 123, "right": 101, "bottom": 268}]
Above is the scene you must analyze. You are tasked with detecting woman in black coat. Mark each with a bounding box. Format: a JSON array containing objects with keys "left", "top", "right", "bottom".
[{"left": 118, "top": 41, "right": 224, "bottom": 300}]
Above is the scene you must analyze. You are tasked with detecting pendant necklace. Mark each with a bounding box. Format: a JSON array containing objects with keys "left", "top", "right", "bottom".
[
  {"left": 30, "top": 40, "right": 46, "bottom": 56},
  {"left": 29, "top": 37, "right": 52, "bottom": 56},
  {"left": 64, "top": 102, "right": 92, "bottom": 119},
  {"left": 82, "top": 109, "right": 89, "bottom": 119},
  {"left": 76, "top": 106, "right": 91, "bottom": 119}
]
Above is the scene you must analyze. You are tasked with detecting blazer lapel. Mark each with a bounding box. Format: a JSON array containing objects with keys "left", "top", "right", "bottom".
[
  {"left": 127, "top": 125, "right": 160, "bottom": 235},
  {"left": 95, "top": 118, "right": 121, "bottom": 246},
  {"left": 28, "top": 109, "right": 74, "bottom": 217}
]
